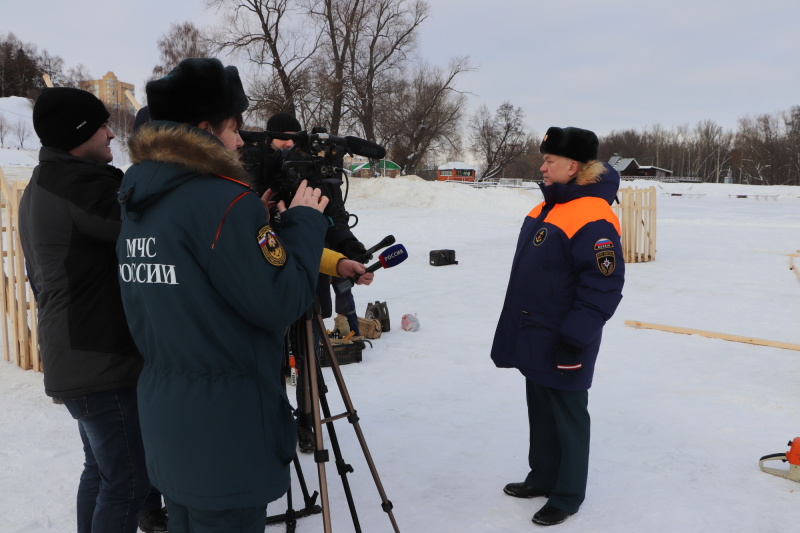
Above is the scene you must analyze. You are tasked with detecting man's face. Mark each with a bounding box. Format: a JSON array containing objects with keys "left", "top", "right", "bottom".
[
  {"left": 539, "top": 154, "right": 576, "bottom": 185},
  {"left": 270, "top": 135, "right": 295, "bottom": 150},
  {"left": 69, "top": 122, "right": 115, "bottom": 163}
]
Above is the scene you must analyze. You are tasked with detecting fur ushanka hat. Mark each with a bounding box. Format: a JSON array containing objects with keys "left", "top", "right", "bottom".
[
  {"left": 146, "top": 58, "right": 249, "bottom": 125},
  {"left": 540, "top": 126, "right": 599, "bottom": 163}
]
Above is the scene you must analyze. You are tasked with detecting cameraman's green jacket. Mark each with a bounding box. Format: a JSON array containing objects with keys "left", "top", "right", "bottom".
[{"left": 116, "top": 122, "right": 327, "bottom": 510}]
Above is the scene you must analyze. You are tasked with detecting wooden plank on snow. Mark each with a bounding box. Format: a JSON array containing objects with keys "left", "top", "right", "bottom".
[{"left": 624, "top": 320, "right": 800, "bottom": 352}]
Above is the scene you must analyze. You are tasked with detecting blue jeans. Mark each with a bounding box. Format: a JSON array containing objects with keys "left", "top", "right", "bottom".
[{"left": 63, "top": 387, "right": 161, "bottom": 533}]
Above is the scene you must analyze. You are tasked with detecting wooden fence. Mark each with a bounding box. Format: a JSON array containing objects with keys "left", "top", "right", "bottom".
[
  {"left": 613, "top": 186, "right": 657, "bottom": 263},
  {"left": 0, "top": 167, "right": 40, "bottom": 371}
]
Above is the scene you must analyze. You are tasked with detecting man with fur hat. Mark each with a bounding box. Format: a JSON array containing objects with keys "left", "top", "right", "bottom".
[
  {"left": 116, "top": 58, "right": 329, "bottom": 532},
  {"left": 491, "top": 127, "right": 625, "bottom": 526},
  {"left": 18, "top": 87, "right": 166, "bottom": 533}
]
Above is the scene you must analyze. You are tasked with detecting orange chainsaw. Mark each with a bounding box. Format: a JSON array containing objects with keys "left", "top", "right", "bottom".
[{"left": 759, "top": 437, "right": 800, "bottom": 482}]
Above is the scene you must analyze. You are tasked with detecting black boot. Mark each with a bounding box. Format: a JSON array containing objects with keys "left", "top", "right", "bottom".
[
  {"left": 532, "top": 503, "right": 575, "bottom": 526},
  {"left": 503, "top": 482, "right": 549, "bottom": 499},
  {"left": 297, "top": 425, "right": 315, "bottom": 454},
  {"left": 138, "top": 506, "right": 168, "bottom": 532}
]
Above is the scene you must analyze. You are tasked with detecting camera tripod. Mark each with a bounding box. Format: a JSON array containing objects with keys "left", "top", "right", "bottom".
[{"left": 266, "top": 303, "right": 400, "bottom": 533}]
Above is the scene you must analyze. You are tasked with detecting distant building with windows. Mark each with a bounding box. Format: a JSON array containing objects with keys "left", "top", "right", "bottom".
[
  {"left": 436, "top": 161, "right": 476, "bottom": 182},
  {"left": 609, "top": 154, "right": 672, "bottom": 179},
  {"left": 81, "top": 72, "right": 135, "bottom": 110}
]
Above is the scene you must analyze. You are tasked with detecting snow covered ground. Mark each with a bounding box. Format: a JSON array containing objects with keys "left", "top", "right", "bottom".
[
  {"left": 2, "top": 145, "right": 800, "bottom": 530},
  {"left": 0, "top": 90, "right": 800, "bottom": 533}
]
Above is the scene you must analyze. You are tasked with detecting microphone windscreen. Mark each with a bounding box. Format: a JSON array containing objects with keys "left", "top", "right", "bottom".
[
  {"left": 345, "top": 136, "right": 387, "bottom": 159},
  {"left": 378, "top": 244, "right": 408, "bottom": 269}
]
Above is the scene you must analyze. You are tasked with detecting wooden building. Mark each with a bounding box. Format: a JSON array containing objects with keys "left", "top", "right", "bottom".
[{"left": 437, "top": 161, "right": 476, "bottom": 182}]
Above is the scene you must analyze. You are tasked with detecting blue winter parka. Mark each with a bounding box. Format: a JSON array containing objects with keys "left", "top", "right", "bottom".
[
  {"left": 491, "top": 162, "right": 625, "bottom": 391},
  {"left": 116, "top": 122, "right": 327, "bottom": 511}
]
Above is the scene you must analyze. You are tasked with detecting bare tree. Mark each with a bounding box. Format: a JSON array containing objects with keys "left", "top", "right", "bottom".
[
  {"left": 210, "top": 0, "right": 320, "bottom": 117},
  {"left": 37, "top": 50, "right": 66, "bottom": 86},
  {"left": 346, "top": 0, "right": 428, "bottom": 144},
  {"left": 152, "top": 21, "right": 214, "bottom": 79},
  {"left": 469, "top": 102, "right": 530, "bottom": 181},
  {"left": 735, "top": 113, "right": 785, "bottom": 185},
  {"left": 13, "top": 119, "right": 31, "bottom": 149},
  {"left": 0, "top": 114, "right": 9, "bottom": 147},
  {"left": 63, "top": 63, "right": 93, "bottom": 89},
  {"left": 304, "top": 0, "right": 371, "bottom": 135},
  {"left": 782, "top": 106, "right": 800, "bottom": 186},
  {"left": 382, "top": 57, "right": 471, "bottom": 174}
]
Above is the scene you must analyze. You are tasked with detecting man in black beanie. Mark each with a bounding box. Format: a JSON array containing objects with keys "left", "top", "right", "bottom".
[
  {"left": 18, "top": 87, "right": 166, "bottom": 533},
  {"left": 491, "top": 126, "right": 625, "bottom": 526}
]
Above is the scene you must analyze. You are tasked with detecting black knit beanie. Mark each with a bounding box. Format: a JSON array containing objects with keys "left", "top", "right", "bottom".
[
  {"left": 540, "top": 126, "right": 599, "bottom": 163},
  {"left": 266, "top": 112, "right": 302, "bottom": 133},
  {"left": 33, "top": 87, "right": 110, "bottom": 151},
  {"left": 146, "top": 58, "right": 249, "bottom": 125}
]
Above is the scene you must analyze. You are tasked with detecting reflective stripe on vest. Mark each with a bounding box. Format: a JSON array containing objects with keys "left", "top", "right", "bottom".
[{"left": 527, "top": 197, "right": 621, "bottom": 238}]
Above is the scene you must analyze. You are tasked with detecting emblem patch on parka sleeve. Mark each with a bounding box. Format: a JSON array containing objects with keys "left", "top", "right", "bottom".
[
  {"left": 533, "top": 227, "right": 548, "bottom": 246},
  {"left": 257, "top": 225, "right": 287, "bottom": 266},
  {"left": 596, "top": 250, "right": 616, "bottom": 276},
  {"left": 594, "top": 238, "right": 614, "bottom": 250}
]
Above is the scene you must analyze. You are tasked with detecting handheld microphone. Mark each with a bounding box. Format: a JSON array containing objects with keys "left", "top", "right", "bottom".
[
  {"left": 336, "top": 243, "right": 408, "bottom": 292},
  {"left": 353, "top": 235, "right": 395, "bottom": 263}
]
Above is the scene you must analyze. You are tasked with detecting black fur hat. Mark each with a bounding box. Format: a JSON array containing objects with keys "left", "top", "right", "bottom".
[
  {"left": 266, "top": 112, "right": 301, "bottom": 133},
  {"left": 539, "top": 126, "right": 599, "bottom": 163},
  {"left": 146, "top": 58, "right": 248, "bottom": 125},
  {"left": 33, "top": 87, "right": 109, "bottom": 151}
]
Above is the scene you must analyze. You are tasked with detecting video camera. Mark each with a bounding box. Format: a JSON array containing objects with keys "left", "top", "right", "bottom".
[{"left": 239, "top": 127, "right": 385, "bottom": 208}]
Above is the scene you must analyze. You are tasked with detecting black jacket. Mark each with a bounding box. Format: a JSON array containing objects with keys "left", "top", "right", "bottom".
[{"left": 18, "top": 147, "right": 142, "bottom": 398}]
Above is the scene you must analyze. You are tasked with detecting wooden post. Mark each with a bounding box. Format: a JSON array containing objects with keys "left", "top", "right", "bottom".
[
  {"left": 0, "top": 169, "right": 40, "bottom": 370},
  {"left": 124, "top": 89, "right": 141, "bottom": 112},
  {"left": 42, "top": 74, "right": 54, "bottom": 88},
  {"left": 0, "top": 168, "right": 11, "bottom": 364}
]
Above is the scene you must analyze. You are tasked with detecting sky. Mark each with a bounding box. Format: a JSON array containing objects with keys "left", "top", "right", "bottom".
[
  {"left": 2, "top": 0, "right": 800, "bottom": 137},
  {"left": 2, "top": 158, "right": 800, "bottom": 530}
]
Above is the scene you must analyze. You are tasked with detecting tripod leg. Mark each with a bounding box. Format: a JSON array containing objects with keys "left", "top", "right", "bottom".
[
  {"left": 315, "top": 371, "right": 362, "bottom": 532},
  {"left": 303, "top": 309, "right": 333, "bottom": 533},
  {"left": 314, "top": 313, "right": 401, "bottom": 533}
]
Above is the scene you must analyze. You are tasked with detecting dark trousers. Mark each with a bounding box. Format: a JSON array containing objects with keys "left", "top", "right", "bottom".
[
  {"left": 164, "top": 496, "right": 267, "bottom": 533},
  {"left": 62, "top": 387, "right": 161, "bottom": 533},
  {"left": 332, "top": 278, "right": 360, "bottom": 335},
  {"left": 524, "top": 380, "right": 590, "bottom": 513}
]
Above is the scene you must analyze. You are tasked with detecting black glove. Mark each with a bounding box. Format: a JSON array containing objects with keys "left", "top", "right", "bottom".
[
  {"left": 555, "top": 341, "right": 583, "bottom": 374},
  {"left": 339, "top": 238, "right": 368, "bottom": 261}
]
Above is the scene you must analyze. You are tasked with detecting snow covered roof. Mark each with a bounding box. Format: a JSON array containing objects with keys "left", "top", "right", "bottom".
[
  {"left": 609, "top": 156, "right": 638, "bottom": 171},
  {"left": 638, "top": 165, "right": 672, "bottom": 173},
  {"left": 438, "top": 161, "right": 473, "bottom": 170}
]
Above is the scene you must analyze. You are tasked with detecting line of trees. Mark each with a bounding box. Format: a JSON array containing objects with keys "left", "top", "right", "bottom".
[
  {"left": 0, "top": 32, "right": 137, "bottom": 149},
  {"left": 0, "top": 32, "right": 91, "bottom": 99},
  {"left": 191, "top": 0, "right": 475, "bottom": 175},
  {"left": 4, "top": 18, "right": 798, "bottom": 184},
  {"left": 0, "top": 114, "right": 32, "bottom": 149},
  {"left": 600, "top": 107, "right": 800, "bottom": 185}
]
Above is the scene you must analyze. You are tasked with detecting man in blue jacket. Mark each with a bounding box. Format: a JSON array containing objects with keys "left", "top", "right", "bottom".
[{"left": 491, "top": 127, "right": 625, "bottom": 526}]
